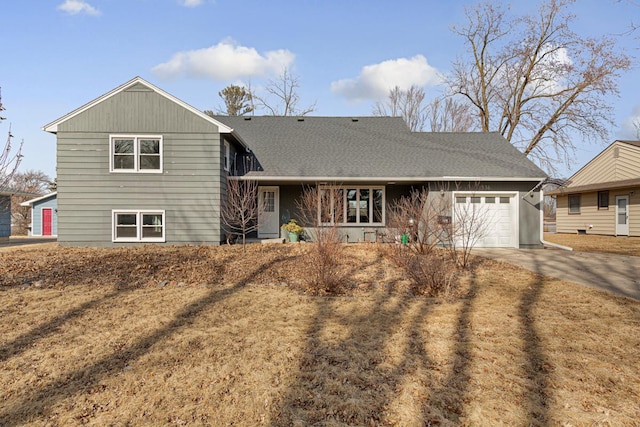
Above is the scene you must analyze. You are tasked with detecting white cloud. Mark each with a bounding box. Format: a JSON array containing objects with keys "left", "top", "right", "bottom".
[
  {"left": 152, "top": 39, "right": 295, "bottom": 81},
  {"left": 331, "top": 55, "right": 442, "bottom": 102},
  {"left": 57, "top": 0, "right": 100, "bottom": 16},
  {"left": 180, "top": 0, "right": 204, "bottom": 7}
]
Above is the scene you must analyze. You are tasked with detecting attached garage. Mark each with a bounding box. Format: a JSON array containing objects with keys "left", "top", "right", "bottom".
[{"left": 454, "top": 192, "right": 518, "bottom": 248}]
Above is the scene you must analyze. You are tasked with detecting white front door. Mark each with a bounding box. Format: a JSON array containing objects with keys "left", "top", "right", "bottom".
[
  {"left": 616, "top": 195, "right": 629, "bottom": 236},
  {"left": 258, "top": 186, "right": 279, "bottom": 238}
]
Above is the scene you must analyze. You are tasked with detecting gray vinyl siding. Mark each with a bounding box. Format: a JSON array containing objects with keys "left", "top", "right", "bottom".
[
  {"left": 31, "top": 195, "right": 58, "bottom": 236},
  {"left": 275, "top": 181, "right": 542, "bottom": 247},
  {"left": 56, "top": 87, "right": 223, "bottom": 246}
]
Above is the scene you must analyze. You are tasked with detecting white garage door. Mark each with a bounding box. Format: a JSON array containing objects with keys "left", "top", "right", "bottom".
[{"left": 454, "top": 194, "right": 517, "bottom": 248}]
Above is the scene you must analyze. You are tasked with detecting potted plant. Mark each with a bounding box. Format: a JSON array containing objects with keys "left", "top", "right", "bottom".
[{"left": 282, "top": 219, "right": 304, "bottom": 242}]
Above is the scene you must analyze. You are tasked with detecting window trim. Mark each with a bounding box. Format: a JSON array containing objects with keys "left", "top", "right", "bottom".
[
  {"left": 598, "top": 191, "right": 609, "bottom": 210},
  {"left": 568, "top": 194, "right": 581, "bottom": 214},
  {"left": 319, "top": 186, "right": 385, "bottom": 226},
  {"left": 112, "top": 210, "right": 166, "bottom": 242},
  {"left": 224, "top": 140, "right": 231, "bottom": 172},
  {"left": 109, "top": 135, "right": 163, "bottom": 173}
]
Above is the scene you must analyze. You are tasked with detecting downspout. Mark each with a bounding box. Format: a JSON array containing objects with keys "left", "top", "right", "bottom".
[{"left": 538, "top": 183, "right": 573, "bottom": 251}]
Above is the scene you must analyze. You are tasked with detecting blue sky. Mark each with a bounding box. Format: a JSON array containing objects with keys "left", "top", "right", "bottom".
[{"left": 2, "top": 0, "right": 638, "bottom": 181}]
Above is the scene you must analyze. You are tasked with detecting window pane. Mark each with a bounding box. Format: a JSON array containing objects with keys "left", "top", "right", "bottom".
[
  {"left": 319, "top": 189, "right": 331, "bottom": 223},
  {"left": 113, "top": 154, "right": 134, "bottom": 170},
  {"left": 373, "top": 189, "right": 383, "bottom": 223},
  {"left": 142, "top": 214, "right": 162, "bottom": 226},
  {"left": 263, "top": 191, "right": 275, "bottom": 212},
  {"left": 114, "top": 139, "right": 134, "bottom": 153},
  {"left": 117, "top": 214, "right": 137, "bottom": 226},
  {"left": 139, "top": 154, "right": 160, "bottom": 170},
  {"left": 470, "top": 196, "right": 481, "bottom": 203},
  {"left": 139, "top": 139, "right": 160, "bottom": 154},
  {"left": 456, "top": 196, "right": 466, "bottom": 203},
  {"left": 500, "top": 197, "right": 510, "bottom": 204},
  {"left": 347, "top": 189, "right": 357, "bottom": 223},
  {"left": 569, "top": 194, "right": 580, "bottom": 213},
  {"left": 485, "top": 197, "right": 495, "bottom": 203},
  {"left": 142, "top": 226, "right": 163, "bottom": 239},
  {"left": 598, "top": 191, "right": 609, "bottom": 209},
  {"left": 116, "top": 226, "right": 137, "bottom": 238},
  {"left": 359, "top": 189, "right": 370, "bottom": 223}
]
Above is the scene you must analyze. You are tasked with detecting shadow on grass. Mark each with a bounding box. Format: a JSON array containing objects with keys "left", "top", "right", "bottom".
[
  {"left": 0, "top": 253, "right": 296, "bottom": 427},
  {"left": 520, "top": 258, "right": 551, "bottom": 425},
  {"left": 269, "top": 263, "right": 479, "bottom": 425},
  {"left": 0, "top": 286, "right": 137, "bottom": 363}
]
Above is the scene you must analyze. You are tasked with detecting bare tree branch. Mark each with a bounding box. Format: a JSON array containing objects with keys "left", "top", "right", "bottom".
[
  {"left": 250, "top": 67, "right": 316, "bottom": 116},
  {"left": 448, "top": 0, "right": 632, "bottom": 172}
]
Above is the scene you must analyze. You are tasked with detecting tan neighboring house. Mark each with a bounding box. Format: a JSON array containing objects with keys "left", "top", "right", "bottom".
[{"left": 548, "top": 140, "right": 640, "bottom": 236}]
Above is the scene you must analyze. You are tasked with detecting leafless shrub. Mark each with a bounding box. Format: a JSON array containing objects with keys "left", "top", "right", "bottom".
[
  {"left": 296, "top": 185, "right": 345, "bottom": 294},
  {"left": 443, "top": 193, "right": 490, "bottom": 269},
  {"left": 220, "top": 158, "right": 266, "bottom": 251}
]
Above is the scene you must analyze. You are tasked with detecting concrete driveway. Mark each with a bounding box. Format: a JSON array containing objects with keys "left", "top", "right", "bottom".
[{"left": 474, "top": 248, "right": 640, "bottom": 301}]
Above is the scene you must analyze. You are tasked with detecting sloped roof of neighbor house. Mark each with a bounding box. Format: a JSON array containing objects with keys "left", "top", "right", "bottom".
[
  {"left": 216, "top": 116, "right": 547, "bottom": 181},
  {"left": 547, "top": 140, "right": 640, "bottom": 195}
]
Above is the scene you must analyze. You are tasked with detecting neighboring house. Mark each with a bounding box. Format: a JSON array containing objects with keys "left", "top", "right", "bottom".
[
  {"left": 0, "top": 187, "right": 36, "bottom": 240},
  {"left": 44, "top": 77, "right": 547, "bottom": 248},
  {"left": 0, "top": 191, "right": 11, "bottom": 240},
  {"left": 548, "top": 140, "right": 640, "bottom": 236},
  {"left": 20, "top": 192, "right": 58, "bottom": 237}
]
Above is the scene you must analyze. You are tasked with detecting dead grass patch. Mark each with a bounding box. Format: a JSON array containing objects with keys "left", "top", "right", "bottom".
[
  {"left": 545, "top": 232, "right": 640, "bottom": 257},
  {"left": 1, "top": 243, "right": 638, "bottom": 426}
]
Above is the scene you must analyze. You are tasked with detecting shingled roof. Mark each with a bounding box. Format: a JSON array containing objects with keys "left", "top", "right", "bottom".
[{"left": 218, "top": 116, "right": 546, "bottom": 181}]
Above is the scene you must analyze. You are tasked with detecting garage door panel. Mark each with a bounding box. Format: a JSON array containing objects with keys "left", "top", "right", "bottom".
[{"left": 455, "top": 194, "right": 516, "bottom": 248}]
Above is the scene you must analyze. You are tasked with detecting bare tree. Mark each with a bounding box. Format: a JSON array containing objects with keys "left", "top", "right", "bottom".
[
  {"left": 220, "top": 158, "right": 265, "bottom": 251},
  {"left": 295, "top": 185, "right": 345, "bottom": 293},
  {"left": 250, "top": 67, "right": 316, "bottom": 116},
  {"left": 426, "top": 97, "right": 475, "bottom": 132},
  {"left": 373, "top": 85, "right": 428, "bottom": 131},
  {"left": 0, "top": 88, "right": 24, "bottom": 190},
  {"left": 449, "top": 0, "right": 632, "bottom": 172},
  {"left": 7, "top": 170, "right": 51, "bottom": 235}
]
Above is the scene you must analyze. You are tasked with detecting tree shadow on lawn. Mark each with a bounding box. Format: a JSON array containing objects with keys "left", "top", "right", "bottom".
[
  {"left": 0, "top": 253, "right": 297, "bottom": 427},
  {"left": 0, "top": 286, "right": 138, "bottom": 364},
  {"left": 519, "top": 258, "right": 553, "bottom": 426},
  {"left": 269, "top": 270, "right": 480, "bottom": 425}
]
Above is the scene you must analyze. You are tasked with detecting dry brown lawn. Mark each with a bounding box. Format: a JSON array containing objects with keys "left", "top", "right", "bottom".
[
  {"left": 545, "top": 233, "right": 640, "bottom": 257},
  {"left": 1, "top": 243, "right": 639, "bottom": 426}
]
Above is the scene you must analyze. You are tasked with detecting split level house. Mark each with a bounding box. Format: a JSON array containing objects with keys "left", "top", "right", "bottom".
[
  {"left": 548, "top": 140, "right": 640, "bottom": 237},
  {"left": 43, "top": 77, "right": 547, "bottom": 248}
]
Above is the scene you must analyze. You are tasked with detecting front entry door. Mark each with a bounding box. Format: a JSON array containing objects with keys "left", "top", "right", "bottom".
[
  {"left": 258, "top": 186, "right": 279, "bottom": 238},
  {"left": 42, "top": 208, "right": 53, "bottom": 236},
  {"left": 616, "top": 195, "right": 629, "bottom": 236}
]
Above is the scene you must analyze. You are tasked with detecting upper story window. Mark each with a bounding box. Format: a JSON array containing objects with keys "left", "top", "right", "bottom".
[
  {"left": 224, "top": 140, "right": 231, "bottom": 172},
  {"left": 110, "top": 135, "right": 163, "bottom": 173}
]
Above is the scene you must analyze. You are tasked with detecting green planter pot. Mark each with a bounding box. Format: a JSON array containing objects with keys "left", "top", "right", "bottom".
[{"left": 288, "top": 232, "right": 299, "bottom": 243}]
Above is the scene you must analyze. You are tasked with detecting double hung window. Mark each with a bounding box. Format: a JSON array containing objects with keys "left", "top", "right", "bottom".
[
  {"left": 113, "top": 210, "right": 165, "bottom": 242},
  {"left": 111, "top": 135, "right": 162, "bottom": 172}
]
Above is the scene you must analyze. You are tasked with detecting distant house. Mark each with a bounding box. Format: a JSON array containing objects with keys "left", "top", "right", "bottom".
[
  {"left": 43, "top": 77, "right": 547, "bottom": 248},
  {"left": 0, "top": 191, "right": 11, "bottom": 240},
  {"left": 20, "top": 192, "right": 58, "bottom": 237},
  {"left": 548, "top": 140, "right": 640, "bottom": 236}
]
